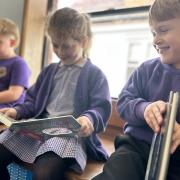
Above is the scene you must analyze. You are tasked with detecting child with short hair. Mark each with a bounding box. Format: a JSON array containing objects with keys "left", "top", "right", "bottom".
[
  {"left": 0, "top": 18, "right": 30, "bottom": 108},
  {"left": 0, "top": 8, "right": 111, "bottom": 180},
  {"left": 92, "top": 0, "right": 180, "bottom": 180}
]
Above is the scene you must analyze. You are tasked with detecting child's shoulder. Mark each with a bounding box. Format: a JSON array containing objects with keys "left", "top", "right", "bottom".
[
  {"left": 140, "top": 57, "right": 162, "bottom": 70},
  {"left": 7, "top": 56, "right": 28, "bottom": 67},
  {"left": 82, "top": 59, "right": 108, "bottom": 81},
  {"left": 42, "top": 62, "right": 59, "bottom": 70},
  {"left": 84, "top": 59, "right": 102, "bottom": 72},
  {"left": 40, "top": 62, "right": 60, "bottom": 75}
]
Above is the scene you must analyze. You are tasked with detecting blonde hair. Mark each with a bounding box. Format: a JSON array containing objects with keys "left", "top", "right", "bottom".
[
  {"left": 0, "top": 18, "right": 20, "bottom": 47},
  {"left": 149, "top": 0, "right": 180, "bottom": 24},
  {"left": 47, "top": 7, "right": 92, "bottom": 58}
]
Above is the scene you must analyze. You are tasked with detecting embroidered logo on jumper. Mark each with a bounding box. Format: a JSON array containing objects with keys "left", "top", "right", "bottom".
[{"left": 0, "top": 67, "right": 7, "bottom": 78}]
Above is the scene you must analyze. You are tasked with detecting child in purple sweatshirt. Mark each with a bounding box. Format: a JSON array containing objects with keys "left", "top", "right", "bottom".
[{"left": 93, "top": 0, "right": 180, "bottom": 180}]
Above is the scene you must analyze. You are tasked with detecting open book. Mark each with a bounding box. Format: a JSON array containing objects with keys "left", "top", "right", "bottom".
[{"left": 0, "top": 113, "right": 81, "bottom": 138}]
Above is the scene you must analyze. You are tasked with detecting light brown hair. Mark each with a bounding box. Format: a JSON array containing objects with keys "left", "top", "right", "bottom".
[
  {"left": 0, "top": 18, "right": 20, "bottom": 47},
  {"left": 47, "top": 7, "right": 92, "bottom": 58},
  {"left": 149, "top": 0, "right": 180, "bottom": 24}
]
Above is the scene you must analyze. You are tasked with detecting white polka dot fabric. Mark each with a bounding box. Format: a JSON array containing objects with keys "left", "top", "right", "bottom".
[{"left": 0, "top": 129, "right": 87, "bottom": 172}]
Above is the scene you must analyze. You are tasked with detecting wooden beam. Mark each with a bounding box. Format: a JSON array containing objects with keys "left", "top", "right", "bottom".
[{"left": 20, "top": 0, "right": 48, "bottom": 84}]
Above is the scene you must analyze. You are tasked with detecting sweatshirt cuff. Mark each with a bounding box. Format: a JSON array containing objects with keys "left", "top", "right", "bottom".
[
  {"left": 135, "top": 101, "right": 151, "bottom": 122},
  {"left": 14, "top": 106, "right": 22, "bottom": 120}
]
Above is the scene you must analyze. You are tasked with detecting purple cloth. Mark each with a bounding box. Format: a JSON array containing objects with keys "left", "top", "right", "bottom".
[
  {"left": 0, "top": 56, "right": 31, "bottom": 108},
  {"left": 117, "top": 57, "right": 180, "bottom": 144},
  {"left": 14, "top": 59, "right": 112, "bottom": 162}
]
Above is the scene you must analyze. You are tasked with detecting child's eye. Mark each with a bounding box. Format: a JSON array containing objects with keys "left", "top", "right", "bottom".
[
  {"left": 159, "top": 26, "right": 169, "bottom": 33},
  {"left": 151, "top": 30, "right": 156, "bottom": 37},
  {"left": 160, "top": 29, "right": 168, "bottom": 33},
  {"left": 52, "top": 43, "right": 72, "bottom": 50},
  {"left": 62, "top": 44, "right": 71, "bottom": 49},
  {"left": 52, "top": 43, "right": 59, "bottom": 49}
]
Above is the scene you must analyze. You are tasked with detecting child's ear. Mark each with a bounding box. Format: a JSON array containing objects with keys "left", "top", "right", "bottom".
[
  {"left": 10, "top": 39, "right": 17, "bottom": 47},
  {"left": 81, "top": 36, "right": 88, "bottom": 48}
]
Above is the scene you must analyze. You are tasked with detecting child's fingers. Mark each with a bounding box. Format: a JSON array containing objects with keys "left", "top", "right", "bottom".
[
  {"left": 78, "top": 125, "right": 90, "bottom": 137},
  {"left": 152, "top": 103, "right": 164, "bottom": 124},
  {"left": 77, "top": 116, "right": 94, "bottom": 137},
  {"left": 144, "top": 101, "right": 166, "bottom": 132},
  {"left": 157, "top": 101, "right": 167, "bottom": 113},
  {"left": 5, "top": 111, "right": 13, "bottom": 117},
  {"left": 78, "top": 122, "right": 94, "bottom": 137},
  {"left": 146, "top": 113, "right": 160, "bottom": 132},
  {"left": 0, "top": 108, "right": 9, "bottom": 113},
  {"left": 4, "top": 109, "right": 17, "bottom": 119},
  {"left": 147, "top": 104, "right": 161, "bottom": 131}
]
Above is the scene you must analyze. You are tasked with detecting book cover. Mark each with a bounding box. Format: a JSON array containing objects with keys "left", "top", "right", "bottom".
[
  {"left": 145, "top": 91, "right": 179, "bottom": 180},
  {"left": 0, "top": 113, "right": 81, "bottom": 138}
]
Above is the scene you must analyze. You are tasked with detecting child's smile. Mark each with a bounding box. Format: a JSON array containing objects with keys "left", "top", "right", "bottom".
[{"left": 151, "top": 18, "right": 180, "bottom": 69}]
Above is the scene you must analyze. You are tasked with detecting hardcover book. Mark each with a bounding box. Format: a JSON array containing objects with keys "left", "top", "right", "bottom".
[
  {"left": 0, "top": 113, "right": 81, "bottom": 138},
  {"left": 145, "top": 91, "right": 179, "bottom": 180}
]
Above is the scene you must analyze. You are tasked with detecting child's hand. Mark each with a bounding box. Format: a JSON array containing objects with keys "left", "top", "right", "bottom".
[
  {"left": 0, "top": 108, "right": 17, "bottom": 119},
  {"left": 144, "top": 101, "right": 166, "bottom": 133},
  {"left": 76, "top": 116, "right": 94, "bottom": 137},
  {"left": 171, "top": 122, "right": 180, "bottom": 154}
]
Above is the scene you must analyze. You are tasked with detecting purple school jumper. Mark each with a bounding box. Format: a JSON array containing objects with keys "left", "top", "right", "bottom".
[
  {"left": 117, "top": 57, "right": 180, "bottom": 148},
  {"left": 0, "top": 56, "right": 31, "bottom": 108},
  {"left": 0, "top": 59, "right": 111, "bottom": 172}
]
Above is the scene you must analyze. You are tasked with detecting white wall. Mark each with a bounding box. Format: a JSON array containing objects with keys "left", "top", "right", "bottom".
[{"left": 0, "top": 0, "right": 24, "bottom": 53}]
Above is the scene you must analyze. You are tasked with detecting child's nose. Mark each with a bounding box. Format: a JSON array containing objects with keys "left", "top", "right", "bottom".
[{"left": 153, "top": 35, "right": 162, "bottom": 46}]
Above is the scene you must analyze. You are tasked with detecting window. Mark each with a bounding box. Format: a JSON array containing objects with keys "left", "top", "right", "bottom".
[
  {"left": 58, "top": 0, "right": 153, "bottom": 13},
  {"left": 51, "top": 1, "right": 158, "bottom": 98},
  {"left": 90, "top": 19, "right": 158, "bottom": 98}
]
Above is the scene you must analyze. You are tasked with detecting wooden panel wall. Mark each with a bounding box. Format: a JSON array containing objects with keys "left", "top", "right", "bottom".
[
  {"left": 102, "top": 99, "right": 125, "bottom": 138},
  {"left": 20, "top": 0, "right": 48, "bottom": 85},
  {"left": 109, "top": 99, "right": 125, "bottom": 128}
]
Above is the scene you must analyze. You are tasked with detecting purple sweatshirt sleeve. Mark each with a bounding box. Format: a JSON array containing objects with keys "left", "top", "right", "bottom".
[
  {"left": 81, "top": 71, "right": 111, "bottom": 133},
  {"left": 117, "top": 64, "right": 150, "bottom": 126},
  {"left": 10, "top": 58, "right": 31, "bottom": 88},
  {"left": 15, "top": 66, "right": 48, "bottom": 119}
]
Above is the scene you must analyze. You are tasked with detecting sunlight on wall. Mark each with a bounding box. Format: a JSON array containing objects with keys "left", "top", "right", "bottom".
[{"left": 90, "top": 22, "right": 158, "bottom": 98}]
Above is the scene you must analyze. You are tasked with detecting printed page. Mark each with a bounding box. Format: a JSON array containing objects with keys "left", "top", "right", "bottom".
[{"left": 0, "top": 112, "right": 16, "bottom": 127}]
